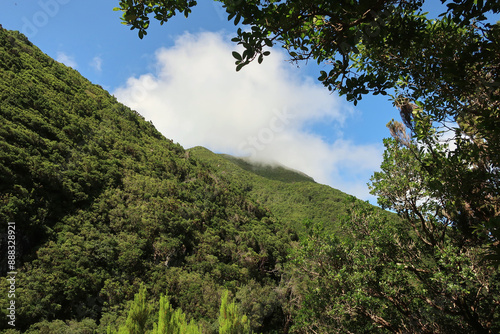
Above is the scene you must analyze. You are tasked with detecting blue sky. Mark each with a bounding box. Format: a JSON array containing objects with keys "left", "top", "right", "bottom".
[{"left": 1, "top": 0, "right": 436, "bottom": 201}]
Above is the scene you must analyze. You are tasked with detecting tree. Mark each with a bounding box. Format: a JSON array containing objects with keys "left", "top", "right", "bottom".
[
  {"left": 117, "top": 284, "right": 152, "bottom": 334},
  {"left": 109, "top": 288, "right": 202, "bottom": 334},
  {"left": 115, "top": 1, "right": 498, "bottom": 97},
  {"left": 218, "top": 290, "right": 251, "bottom": 334},
  {"left": 108, "top": 288, "right": 252, "bottom": 334},
  {"left": 289, "top": 123, "right": 500, "bottom": 332},
  {"left": 151, "top": 294, "right": 202, "bottom": 334},
  {"left": 115, "top": 0, "right": 500, "bottom": 260},
  {"left": 291, "top": 195, "right": 500, "bottom": 333},
  {"left": 287, "top": 121, "right": 500, "bottom": 332},
  {"left": 369, "top": 131, "right": 500, "bottom": 332}
]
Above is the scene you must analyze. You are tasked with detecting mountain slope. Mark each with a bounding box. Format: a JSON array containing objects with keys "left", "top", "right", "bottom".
[
  {"left": 218, "top": 154, "right": 315, "bottom": 183},
  {"left": 0, "top": 26, "right": 400, "bottom": 334},
  {"left": 188, "top": 146, "right": 356, "bottom": 233},
  {"left": 0, "top": 27, "right": 294, "bottom": 332}
]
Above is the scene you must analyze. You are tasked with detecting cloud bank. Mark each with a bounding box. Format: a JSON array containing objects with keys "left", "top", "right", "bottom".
[{"left": 114, "top": 31, "right": 382, "bottom": 200}]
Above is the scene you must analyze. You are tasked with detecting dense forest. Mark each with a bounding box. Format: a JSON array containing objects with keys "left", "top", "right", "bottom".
[
  {"left": 1, "top": 1, "right": 500, "bottom": 330},
  {"left": 0, "top": 26, "right": 296, "bottom": 333}
]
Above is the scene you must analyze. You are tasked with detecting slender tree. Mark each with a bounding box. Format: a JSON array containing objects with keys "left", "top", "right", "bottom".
[
  {"left": 219, "top": 290, "right": 251, "bottom": 334},
  {"left": 119, "top": 284, "right": 152, "bottom": 334}
]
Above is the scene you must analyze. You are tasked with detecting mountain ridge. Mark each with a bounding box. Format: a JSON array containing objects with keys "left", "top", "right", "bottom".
[
  {"left": 187, "top": 146, "right": 358, "bottom": 233},
  {"left": 188, "top": 146, "right": 315, "bottom": 183}
]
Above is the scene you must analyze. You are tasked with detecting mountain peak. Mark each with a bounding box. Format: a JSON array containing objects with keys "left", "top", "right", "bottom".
[{"left": 188, "top": 146, "right": 315, "bottom": 183}]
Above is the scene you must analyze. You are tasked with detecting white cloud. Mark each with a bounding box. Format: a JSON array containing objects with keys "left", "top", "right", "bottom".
[
  {"left": 90, "top": 56, "right": 102, "bottom": 72},
  {"left": 114, "top": 31, "right": 382, "bottom": 200},
  {"left": 56, "top": 51, "right": 77, "bottom": 69}
]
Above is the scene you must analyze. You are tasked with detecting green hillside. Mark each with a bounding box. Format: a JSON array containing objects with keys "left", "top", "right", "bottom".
[
  {"left": 217, "top": 154, "right": 314, "bottom": 184},
  {"left": 188, "top": 146, "right": 361, "bottom": 234},
  {"left": 0, "top": 27, "right": 295, "bottom": 333},
  {"left": 2, "top": 24, "right": 497, "bottom": 334}
]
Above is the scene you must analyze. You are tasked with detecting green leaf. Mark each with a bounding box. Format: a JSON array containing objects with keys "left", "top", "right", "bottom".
[
  {"left": 234, "top": 14, "right": 241, "bottom": 25},
  {"left": 232, "top": 51, "right": 242, "bottom": 61},
  {"left": 318, "top": 70, "right": 327, "bottom": 81}
]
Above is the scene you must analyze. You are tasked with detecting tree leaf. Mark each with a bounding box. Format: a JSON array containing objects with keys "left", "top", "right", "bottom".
[{"left": 232, "top": 51, "right": 242, "bottom": 61}]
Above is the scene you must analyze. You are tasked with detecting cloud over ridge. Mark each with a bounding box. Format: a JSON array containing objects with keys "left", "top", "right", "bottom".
[{"left": 114, "top": 31, "right": 382, "bottom": 200}]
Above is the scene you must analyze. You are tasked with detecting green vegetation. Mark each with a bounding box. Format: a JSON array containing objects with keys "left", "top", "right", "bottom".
[
  {"left": 118, "top": 0, "right": 500, "bottom": 259},
  {"left": 0, "top": 26, "right": 293, "bottom": 333},
  {"left": 105, "top": 285, "right": 251, "bottom": 334},
  {"left": 188, "top": 146, "right": 370, "bottom": 234},
  {"left": 117, "top": 2, "right": 500, "bottom": 331},
  {"left": 2, "top": 0, "right": 500, "bottom": 329},
  {"left": 108, "top": 284, "right": 205, "bottom": 334},
  {"left": 217, "top": 154, "right": 314, "bottom": 184},
  {"left": 218, "top": 290, "right": 250, "bottom": 334}
]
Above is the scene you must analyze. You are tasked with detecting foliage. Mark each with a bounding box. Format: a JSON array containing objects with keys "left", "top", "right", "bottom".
[
  {"left": 151, "top": 293, "right": 202, "bottom": 334},
  {"left": 23, "top": 318, "right": 98, "bottom": 334},
  {"left": 188, "top": 146, "right": 374, "bottom": 235},
  {"left": 290, "top": 196, "right": 500, "bottom": 333},
  {"left": 0, "top": 26, "right": 292, "bottom": 333},
  {"left": 107, "top": 288, "right": 249, "bottom": 334},
  {"left": 289, "top": 126, "right": 500, "bottom": 332},
  {"left": 218, "top": 153, "right": 314, "bottom": 184},
  {"left": 115, "top": 0, "right": 419, "bottom": 92},
  {"left": 118, "top": 284, "right": 152, "bottom": 334},
  {"left": 218, "top": 290, "right": 251, "bottom": 334},
  {"left": 3, "top": 0, "right": 500, "bottom": 329},
  {"left": 114, "top": 1, "right": 496, "bottom": 100}
]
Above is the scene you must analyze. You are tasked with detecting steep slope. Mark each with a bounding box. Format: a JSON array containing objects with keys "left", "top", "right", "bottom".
[
  {"left": 0, "top": 27, "right": 294, "bottom": 332},
  {"left": 188, "top": 146, "right": 354, "bottom": 233}
]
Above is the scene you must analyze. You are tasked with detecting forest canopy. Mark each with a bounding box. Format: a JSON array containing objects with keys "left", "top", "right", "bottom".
[{"left": 0, "top": 26, "right": 296, "bottom": 333}]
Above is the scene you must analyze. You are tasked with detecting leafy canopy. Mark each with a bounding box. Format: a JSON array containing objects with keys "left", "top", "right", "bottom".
[{"left": 115, "top": 1, "right": 498, "bottom": 100}]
